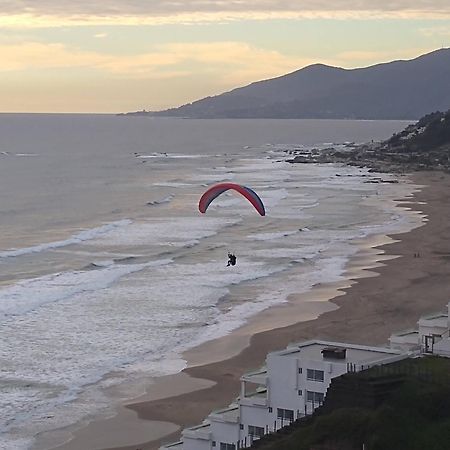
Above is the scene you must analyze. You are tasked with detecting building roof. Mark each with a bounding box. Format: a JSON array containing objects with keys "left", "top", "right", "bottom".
[
  {"left": 418, "top": 313, "right": 448, "bottom": 329},
  {"left": 209, "top": 404, "right": 239, "bottom": 423},
  {"left": 270, "top": 340, "right": 404, "bottom": 365},
  {"left": 161, "top": 441, "right": 183, "bottom": 449},
  {"left": 182, "top": 422, "right": 211, "bottom": 440},
  {"left": 389, "top": 329, "right": 420, "bottom": 344}
]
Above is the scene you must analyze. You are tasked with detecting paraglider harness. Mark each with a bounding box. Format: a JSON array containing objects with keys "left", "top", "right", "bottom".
[{"left": 227, "top": 253, "right": 237, "bottom": 266}]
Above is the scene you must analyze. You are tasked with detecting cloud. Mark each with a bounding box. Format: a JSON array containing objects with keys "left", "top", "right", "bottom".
[
  {"left": 334, "top": 48, "right": 437, "bottom": 65},
  {"left": 0, "top": 40, "right": 308, "bottom": 85},
  {"left": 0, "top": 42, "right": 101, "bottom": 71},
  {"left": 0, "top": 1, "right": 448, "bottom": 27},
  {"left": 0, "top": 42, "right": 182, "bottom": 77},
  {"left": 0, "top": 40, "right": 437, "bottom": 86},
  {"left": 420, "top": 26, "right": 450, "bottom": 37},
  {"left": 160, "top": 42, "right": 312, "bottom": 84}
]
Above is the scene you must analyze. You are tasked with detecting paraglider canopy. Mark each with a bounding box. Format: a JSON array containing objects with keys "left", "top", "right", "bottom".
[{"left": 198, "top": 182, "right": 265, "bottom": 216}]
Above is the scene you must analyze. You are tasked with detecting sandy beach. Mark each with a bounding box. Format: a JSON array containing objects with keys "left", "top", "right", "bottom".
[{"left": 52, "top": 170, "right": 450, "bottom": 450}]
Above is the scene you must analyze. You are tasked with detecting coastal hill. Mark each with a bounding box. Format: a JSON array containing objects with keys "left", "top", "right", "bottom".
[
  {"left": 287, "top": 108, "right": 450, "bottom": 172},
  {"left": 124, "top": 48, "right": 450, "bottom": 120}
]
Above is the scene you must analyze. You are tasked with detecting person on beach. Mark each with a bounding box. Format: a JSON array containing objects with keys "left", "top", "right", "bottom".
[{"left": 227, "top": 253, "right": 237, "bottom": 266}]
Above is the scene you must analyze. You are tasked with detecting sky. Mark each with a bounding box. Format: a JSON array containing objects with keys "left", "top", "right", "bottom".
[{"left": 0, "top": 1, "right": 449, "bottom": 113}]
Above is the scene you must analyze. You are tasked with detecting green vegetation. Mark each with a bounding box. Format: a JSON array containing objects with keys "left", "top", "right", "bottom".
[
  {"left": 251, "top": 356, "right": 450, "bottom": 450},
  {"left": 388, "top": 110, "right": 450, "bottom": 153}
]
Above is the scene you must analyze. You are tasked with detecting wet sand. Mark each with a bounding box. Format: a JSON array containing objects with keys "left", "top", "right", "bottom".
[{"left": 56, "top": 171, "right": 450, "bottom": 450}]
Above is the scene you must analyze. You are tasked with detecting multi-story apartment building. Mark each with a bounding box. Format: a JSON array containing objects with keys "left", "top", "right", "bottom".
[{"left": 161, "top": 340, "right": 408, "bottom": 450}]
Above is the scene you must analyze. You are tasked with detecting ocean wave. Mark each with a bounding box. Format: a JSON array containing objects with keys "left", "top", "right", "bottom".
[
  {"left": 0, "top": 220, "right": 132, "bottom": 259},
  {"left": 136, "top": 152, "right": 207, "bottom": 159},
  {"left": 249, "top": 230, "right": 300, "bottom": 241},
  {"left": 82, "top": 262, "right": 106, "bottom": 270},
  {"left": 146, "top": 195, "right": 174, "bottom": 206},
  {"left": 81, "top": 260, "right": 115, "bottom": 270},
  {"left": 154, "top": 182, "right": 192, "bottom": 187},
  {"left": 113, "top": 256, "right": 139, "bottom": 264},
  {"left": 91, "top": 217, "right": 239, "bottom": 248},
  {"left": 0, "top": 258, "right": 172, "bottom": 322}
]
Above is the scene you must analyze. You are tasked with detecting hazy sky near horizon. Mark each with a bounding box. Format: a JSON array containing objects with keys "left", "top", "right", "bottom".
[{"left": 1, "top": 1, "right": 449, "bottom": 112}]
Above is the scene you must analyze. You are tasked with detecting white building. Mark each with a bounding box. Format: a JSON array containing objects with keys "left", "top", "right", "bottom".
[
  {"left": 389, "top": 301, "right": 450, "bottom": 356},
  {"left": 161, "top": 340, "right": 407, "bottom": 450}
]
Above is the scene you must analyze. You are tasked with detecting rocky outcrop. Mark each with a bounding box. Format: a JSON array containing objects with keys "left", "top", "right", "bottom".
[{"left": 287, "top": 110, "right": 450, "bottom": 173}]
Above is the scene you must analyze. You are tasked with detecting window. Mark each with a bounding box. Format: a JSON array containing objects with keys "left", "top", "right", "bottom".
[
  {"left": 212, "top": 442, "right": 216, "bottom": 447},
  {"left": 220, "top": 444, "right": 235, "bottom": 450},
  {"left": 248, "top": 425, "right": 265, "bottom": 439},
  {"left": 298, "top": 389, "right": 302, "bottom": 396},
  {"left": 277, "top": 408, "right": 294, "bottom": 421},
  {"left": 239, "top": 423, "right": 244, "bottom": 430},
  {"left": 268, "top": 407, "right": 273, "bottom": 413},
  {"left": 306, "top": 390, "right": 324, "bottom": 404},
  {"left": 298, "top": 367, "right": 302, "bottom": 374},
  {"left": 307, "top": 368, "right": 324, "bottom": 382}
]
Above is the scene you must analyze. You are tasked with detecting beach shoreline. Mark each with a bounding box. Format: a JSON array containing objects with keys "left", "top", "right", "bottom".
[{"left": 40, "top": 170, "right": 450, "bottom": 450}]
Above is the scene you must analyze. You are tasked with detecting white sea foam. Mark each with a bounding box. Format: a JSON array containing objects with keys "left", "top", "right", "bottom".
[
  {"left": 197, "top": 173, "right": 235, "bottom": 183},
  {"left": 154, "top": 182, "right": 192, "bottom": 187},
  {"left": 0, "top": 220, "right": 131, "bottom": 259},
  {"left": 184, "top": 255, "right": 348, "bottom": 350},
  {"left": 249, "top": 230, "right": 300, "bottom": 241},
  {"left": 259, "top": 188, "right": 289, "bottom": 206},
  {"left": 146, "top": 195, "right": 174, "bottom": 206},
  {"left": 89, "top": 217, "right": 239, "bottom": 248},
  {"left": 0, "top": 258, "right": 172, "bottom": 321},
  {"left": 137, "top": 153, "right": 207, "bottom": 159},
  {"left": 0, "top": 258, "right": 285, "bottom": 445}
]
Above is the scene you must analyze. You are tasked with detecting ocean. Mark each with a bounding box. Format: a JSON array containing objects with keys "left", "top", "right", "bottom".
[{"left": 0, "top": 115, "right": 421, "bottom": 449}]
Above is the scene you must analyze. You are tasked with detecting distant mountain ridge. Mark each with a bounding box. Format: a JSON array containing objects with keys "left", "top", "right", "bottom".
[{"left": 135, "top": 48, "right": 450, "bottom": 120}]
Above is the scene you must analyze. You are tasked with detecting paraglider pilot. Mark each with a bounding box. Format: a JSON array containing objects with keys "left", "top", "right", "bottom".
[{"left": 227, "top": 253, "right": 237, "bottom": 267}]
